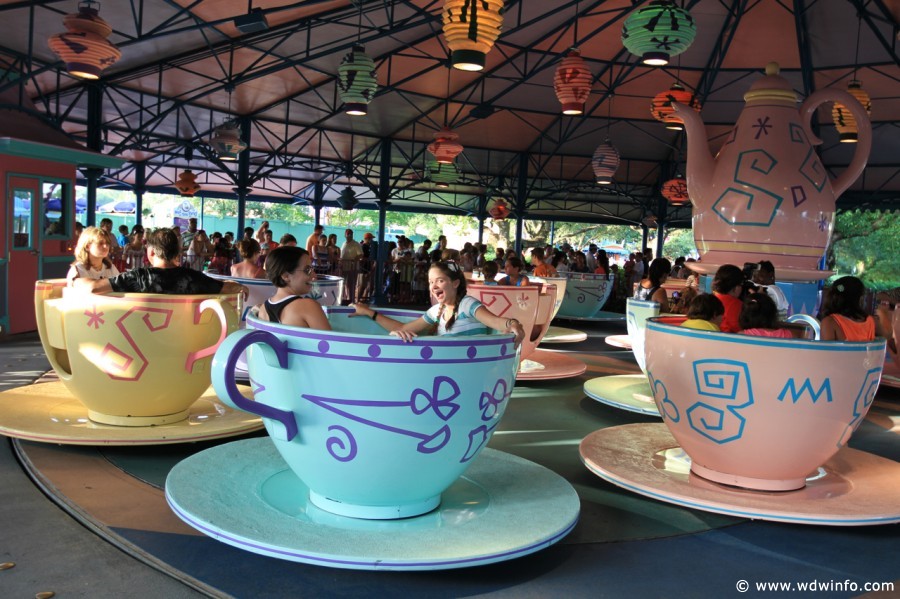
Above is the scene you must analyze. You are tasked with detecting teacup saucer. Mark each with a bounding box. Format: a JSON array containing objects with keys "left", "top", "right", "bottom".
[
  {"left": 0, "top": 381, "right": 263, "bottom": 446},
  {"left": 517, "top": 349, "right": 587, "bottom": 381},
  {"left": 165, "top": 439, "right": 580, "bottom": 570},
  {"left": 604, "top": 334, "right": 632, "bottom": 350},
  {"left": 542, "top": 326, "right": 588, "bottom": 344},
  {"left": 580, "top": 423, "right": 900, "bottom": 525},
  {"left": 583, "top": 375, "right": 660, "bottom": 417},
  {"left": 555, "top": 311, "right": 625, "bottom": 323},
  {"left": 686, "top": 263, "right": 831, "bottom": 282}
]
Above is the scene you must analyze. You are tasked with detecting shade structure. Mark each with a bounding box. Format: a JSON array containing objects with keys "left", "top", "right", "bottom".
[
  {"left": 427, "top": 127, "right": 464, "bottom": 164},
  {"left": 650, "top": 83, "right": 701, "bottom": 130},
  {"left": 661, "top": 178, "right": 689, "bottom": 204},
  {"left": 622, "top": 0, "right": 697, "bottom": 66},
  {"left": 592, "top": 141, "right": 620, "bottom": 185},
  {"left": 554, "top": 49, "right": 592, "bottom": 115},
  {"left": 209, "top": 121, "right": 247, "bottom": 161},
  {"left": 442, "top": 0, "right": 504, "bottom": 71},
  {"left": 488, "top": 198, "right": 511, "bottom": 220},
  {"left": 832, "top": 80, "right": 871, "bottom": 143},
  {"left": 337, "top": 44, "right": 378, "bottom": 116},
  {"left": 427, "top": 159, "right": 458, "bottom": 188},
  {"left": 174, "top": 170, "right": 201, "bottom": 197},
  {"left": 47, "top": 2, "right": 121, "bottom": 80}
]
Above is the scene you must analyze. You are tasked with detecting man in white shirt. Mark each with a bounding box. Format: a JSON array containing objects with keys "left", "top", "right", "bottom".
[
  {"left": 753, "top": 260, "right": 790, "bottom": 318},
  {"left": 341, "top": 228, "right": 363, "bottom": 260}
]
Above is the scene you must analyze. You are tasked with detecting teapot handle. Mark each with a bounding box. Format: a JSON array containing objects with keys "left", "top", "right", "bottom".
[{"left": 799, "top": 89, "right": 871, "bottom": 198}]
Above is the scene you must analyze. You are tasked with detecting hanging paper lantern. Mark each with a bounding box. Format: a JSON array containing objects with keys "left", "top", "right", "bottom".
[
  {"left": 488, "top": 198, "right": 511, "bottom": 220},
  {"left": 622, "top": 0, "right": 696, "bottom": 66},
  {"left": 651, "top": 83, "right": 701, "bottom": 130},
  {"left": 661, "top": 178, "right": 689, "bottom": 204},
  {"left": 427, "top": 127, "right": 464, "bottom": 164},
  {"left": 427, "top": 159, "right": 458, "bottom": 188},
  {"left": 48, "top": 1, "right": 121, "bottom": 79},
  {"left": 337, "top": 44, "right": 378, "bottom": 116},
  {"left": 337, "top": 187, "right": 358, "bottom": 210},
  {"left": 443, "top": 0, "right": 504, "bottom": 71},
  {"left": 832, "top": 80, "right": 871, "bottom": 143},
  {"left": 210, "top": 121, "right": 247, "bottom": 161},
  {"left": 174, "top": 170, "right": 201, "bottom": 197},
  {"left": 592, "top": 140, "right": 620, "bottom": 185},
  {"left": 554, "top": 49, "right": 592, "bottom": 115}
]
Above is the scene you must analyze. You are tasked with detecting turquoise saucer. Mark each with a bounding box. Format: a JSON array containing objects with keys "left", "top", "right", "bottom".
[
  {"left": 583, "top": 374, "right": 661, "bottom": 417},
  {"left": 165, "top": 439, "right": 580, "bottom": 570},
  {"left": 555, "top": 311, "right": 625, "bottom": 322}
]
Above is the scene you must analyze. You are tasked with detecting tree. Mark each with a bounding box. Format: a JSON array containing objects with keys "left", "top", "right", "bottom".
[{"left": 827, "top": 209, "right": 900, "bottom": 291}]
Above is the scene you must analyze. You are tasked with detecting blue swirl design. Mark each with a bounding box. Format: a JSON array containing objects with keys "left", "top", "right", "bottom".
[
  {"left": 836, "top": 368, "right": 882, "bottom": 448},
  {"left": 688, "top": 359, "right": 753, "bottom": 444},
  {"left": 649, "top": 372, "right": 679, "bottom": 422},
  {"left": 712, "top": 149, "right": 783, "bottom": 227},
  {"left": 326, "top": 425, "right": 358, "bottom": 462}
]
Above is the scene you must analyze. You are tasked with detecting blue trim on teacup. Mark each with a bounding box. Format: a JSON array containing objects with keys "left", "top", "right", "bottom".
[{"left": 646, "top": 318, "right": 886, "bottom": 352}]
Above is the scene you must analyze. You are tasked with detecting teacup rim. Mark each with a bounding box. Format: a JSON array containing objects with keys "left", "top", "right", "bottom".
[
  {"left": 563, "top": 272, "right": 614, "bottom": 281},
  {"left": 248, "top": 310, "right": 516, "bottom": 347},
  {"left": 207, "top": 273, "right": 343, "bottom": 284},
  {"left": 646, "top": 317, "right": 887, "bottom": 352}
]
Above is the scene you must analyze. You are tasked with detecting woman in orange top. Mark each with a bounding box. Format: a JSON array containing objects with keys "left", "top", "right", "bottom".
[{"left": 820, "top": 276, "right": 886, "bottom": 341}]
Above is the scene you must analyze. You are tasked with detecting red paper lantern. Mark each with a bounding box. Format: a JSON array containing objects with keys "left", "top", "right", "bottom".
[
  {"left": 174, "top": 170, "right": 201, "bottom": 197},
  {"left": 651, "top": 83, "right": 701, "bottom": 130},
  {"left": 427, "top": 127, "right": 464, "bottom": 164},
  {"left": 554, "top": 49, "right": 592, "bottom": 115},
  {"left": 661, "top": 178, "right": 689, "bottom": 204},
  {"left": 488, "top": 198, "right": 511, "bottom": 220}
]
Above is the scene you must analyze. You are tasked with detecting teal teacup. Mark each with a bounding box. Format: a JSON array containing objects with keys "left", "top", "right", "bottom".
[
  {"left": 211, "top": 307, "right": 520, "bottom": 519},
  {"left": 557, "top": 273, "right": 614, "bottom": 318}
]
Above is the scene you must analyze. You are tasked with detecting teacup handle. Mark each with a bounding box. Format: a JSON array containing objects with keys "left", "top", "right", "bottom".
[
  {"left": 787, "top": 314, "right": 821, "bottom": 340},
  {"left": 211, "top": 328, "right": 298, "bottom": 442},
  {"left": 185, "top": 297, "right": 239, "bottom": 373}
]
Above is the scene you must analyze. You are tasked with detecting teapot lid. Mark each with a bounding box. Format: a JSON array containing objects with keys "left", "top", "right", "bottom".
[{"left": 743, "top": 62, "right": 798, "bottom": 103}]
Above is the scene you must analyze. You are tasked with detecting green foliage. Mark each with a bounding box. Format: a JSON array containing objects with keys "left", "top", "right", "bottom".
[{"left": 827, "top": 209, "right": 900, "bottom": 291}]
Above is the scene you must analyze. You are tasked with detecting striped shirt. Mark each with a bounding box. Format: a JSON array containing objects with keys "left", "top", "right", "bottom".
[{"left": 423, "top": 296, "right": 487, "bottom": 336}]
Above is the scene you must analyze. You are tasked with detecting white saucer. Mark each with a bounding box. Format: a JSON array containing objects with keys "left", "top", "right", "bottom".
[
  {"left": 604, "top": 334, "right": 632, "bottom": 350},
  {"left": 518, "top": 349, "right": 587, "bottom": 381},
  {"left": 555, "top": 311, "right": 625, "bottom": 323},
  {"left": 0, "top": 381, "right": 263, "bottom": 445},
  {"left": 583, "top": 375, "right": 660, "bottom": 417},
  {"left": 580, "top": 423, "right": 900, "bottom": 526},
  {"left": 165, "top": 439, "right": 580, "bottom": 570},
  {"left": 542, "top": 326, "right": 588, "bottom": 344}
]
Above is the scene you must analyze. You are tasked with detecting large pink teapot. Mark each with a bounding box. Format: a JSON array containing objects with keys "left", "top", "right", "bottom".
[{"left": 674, "top": 62, "right": 871, "bottom": 278}]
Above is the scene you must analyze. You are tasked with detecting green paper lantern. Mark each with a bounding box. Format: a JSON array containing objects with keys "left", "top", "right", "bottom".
[
  {"left": 622, "top": 0, "right": 696, "bottom": 66},
  {"left": 427, "top": 159, "right": 458, "bottom": 188},
  {"left": 338, "top": 45, "right": 378, "bottom": 116}
]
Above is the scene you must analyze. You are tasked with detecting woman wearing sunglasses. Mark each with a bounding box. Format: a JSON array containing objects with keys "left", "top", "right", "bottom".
[{"left": 257, "top": 246, "right": 331, "bottom": 329}]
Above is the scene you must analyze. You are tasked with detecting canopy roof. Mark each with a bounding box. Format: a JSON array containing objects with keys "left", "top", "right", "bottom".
[{"left": 2, "top": 0, "right": 898, "bottom": 225}]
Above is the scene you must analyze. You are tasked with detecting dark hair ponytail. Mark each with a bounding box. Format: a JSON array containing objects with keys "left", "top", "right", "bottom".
[{"left": 432, "top": 261, "right": 466, "bottom": 331}]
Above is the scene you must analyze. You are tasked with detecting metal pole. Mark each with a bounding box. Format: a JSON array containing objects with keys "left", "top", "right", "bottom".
[{"left": 373, "top": 138, "right": 391, "bottom": 305}]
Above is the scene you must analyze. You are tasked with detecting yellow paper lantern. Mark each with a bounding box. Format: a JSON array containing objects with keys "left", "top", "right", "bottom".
[
  {"left": 48, "top": 2, "right": 121, "bottom": 80},
  {"left": 832, "top": 80, "right": 871, "bottom": 143},
  {"left": 443, "top": 0, "right": 504, "bottom": 71}
]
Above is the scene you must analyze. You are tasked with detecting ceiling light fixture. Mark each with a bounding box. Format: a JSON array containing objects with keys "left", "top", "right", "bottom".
[
  {"left": 48, "top": 1, "right": 121, "bottom": 80},
  {"left": 661, "top": 177, "right": 689, "bottom": 204},
  {"left": 427, "top": 127, "right": 464, "bottom": 164},
  {"left": 622, "top": 0, "right": 696, "bottom": 66},
  {"left": 338, "top": 45, "right": 378, "bottom": 116},
  {"left": 592, "top": 141, "right": 620, "bottom": 185}
]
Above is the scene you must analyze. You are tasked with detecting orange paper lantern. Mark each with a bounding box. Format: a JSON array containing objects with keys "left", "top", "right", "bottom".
[
  {"left": 651, "top": 83, "right": 701, "bottom": 130},
  {"left": 427, "top": 127, "right": 464, "bottom": 164},
  {"left": 48, "top": 2, "right": 121, "bottom": 80}
]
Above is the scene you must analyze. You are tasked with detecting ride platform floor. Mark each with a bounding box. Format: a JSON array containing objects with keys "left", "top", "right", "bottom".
[{"left": 1, "top": 324, "right": 899, "bottom": 598}]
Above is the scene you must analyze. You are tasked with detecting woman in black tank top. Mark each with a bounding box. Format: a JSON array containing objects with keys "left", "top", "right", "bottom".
[{"left": 257, "top": 247, "right": 332, "bottom": 330}]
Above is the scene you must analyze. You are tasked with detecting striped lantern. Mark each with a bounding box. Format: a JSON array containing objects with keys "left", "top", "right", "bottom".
[
  {"left": 427, "top": 127, "right": 464, "bottom": 164},
  {"left": 427, "top": 159, "right": 458, "bottom": 188},
  {"left": 443, "top": 0, "right": 504, "bottom": 71},
  {"left": 174, "top": 170, "right": 201, "bottom": 197},
  {"left": 488, "top": 198, "right": 511, "bottom": 220},
  {"left": 210, "top": 121, "right": 247, "bottom": 161},
  {"left": 661, "top": 178, "right": 689, "bottom": 205},
  {"left": 622, "top": 0, "right": 697, "bottom": 66},
  {"left": 832, "top": 80, "right": 871, "bottom": 143},
  {"left": 48, "top": 2, "right": 121, "bottom": 80},
  {"left": 554, "top": 49, "right": 592, "bottom": 115},
  {"left": 592, "top": 141, "right": 620, "bottom": 185},
  {"left": 651, "top": 83, "right": 701, "bottom": 130},
  {"left": 338, "top": 44, "right": 378, "bottom": 116}
]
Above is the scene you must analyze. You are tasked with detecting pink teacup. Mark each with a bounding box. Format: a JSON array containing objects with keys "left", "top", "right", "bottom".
[
  {"left": 467, "top": 283, "right": 556, "bottom": 361},
  {"left": 645, "top": 317, "right": 885, "bottom": 491}
]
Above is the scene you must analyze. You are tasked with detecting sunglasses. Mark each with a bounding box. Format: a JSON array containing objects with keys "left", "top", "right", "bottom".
[{"left": 301, "top": 265, "right": 316, "bottom": 276}]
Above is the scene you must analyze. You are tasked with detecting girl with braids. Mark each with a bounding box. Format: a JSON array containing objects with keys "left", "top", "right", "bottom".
[{"left": 352, "top": 261, "right": 525, "bottom": 346}]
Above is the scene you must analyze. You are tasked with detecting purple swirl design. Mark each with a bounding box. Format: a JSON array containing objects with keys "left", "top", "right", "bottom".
[
  {"left": 479, "top": 378, "right": 511, "bottom": 421},
  {"left": 326, "top": 425, "right": 358, "bottom": 462}
]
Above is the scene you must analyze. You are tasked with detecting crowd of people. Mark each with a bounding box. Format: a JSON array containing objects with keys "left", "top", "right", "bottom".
[{"left": 62, "top": 219, "right": 895, "bottom": 348}]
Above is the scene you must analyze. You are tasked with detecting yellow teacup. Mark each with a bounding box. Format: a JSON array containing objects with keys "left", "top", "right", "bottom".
[{"left": 35, "top": 279, "right": 239, "bottom": 426}]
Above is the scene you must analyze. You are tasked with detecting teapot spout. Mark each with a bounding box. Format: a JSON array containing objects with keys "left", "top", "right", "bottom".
[{"left": 672, "top": 101, "right": 714, "bottom": 209}]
